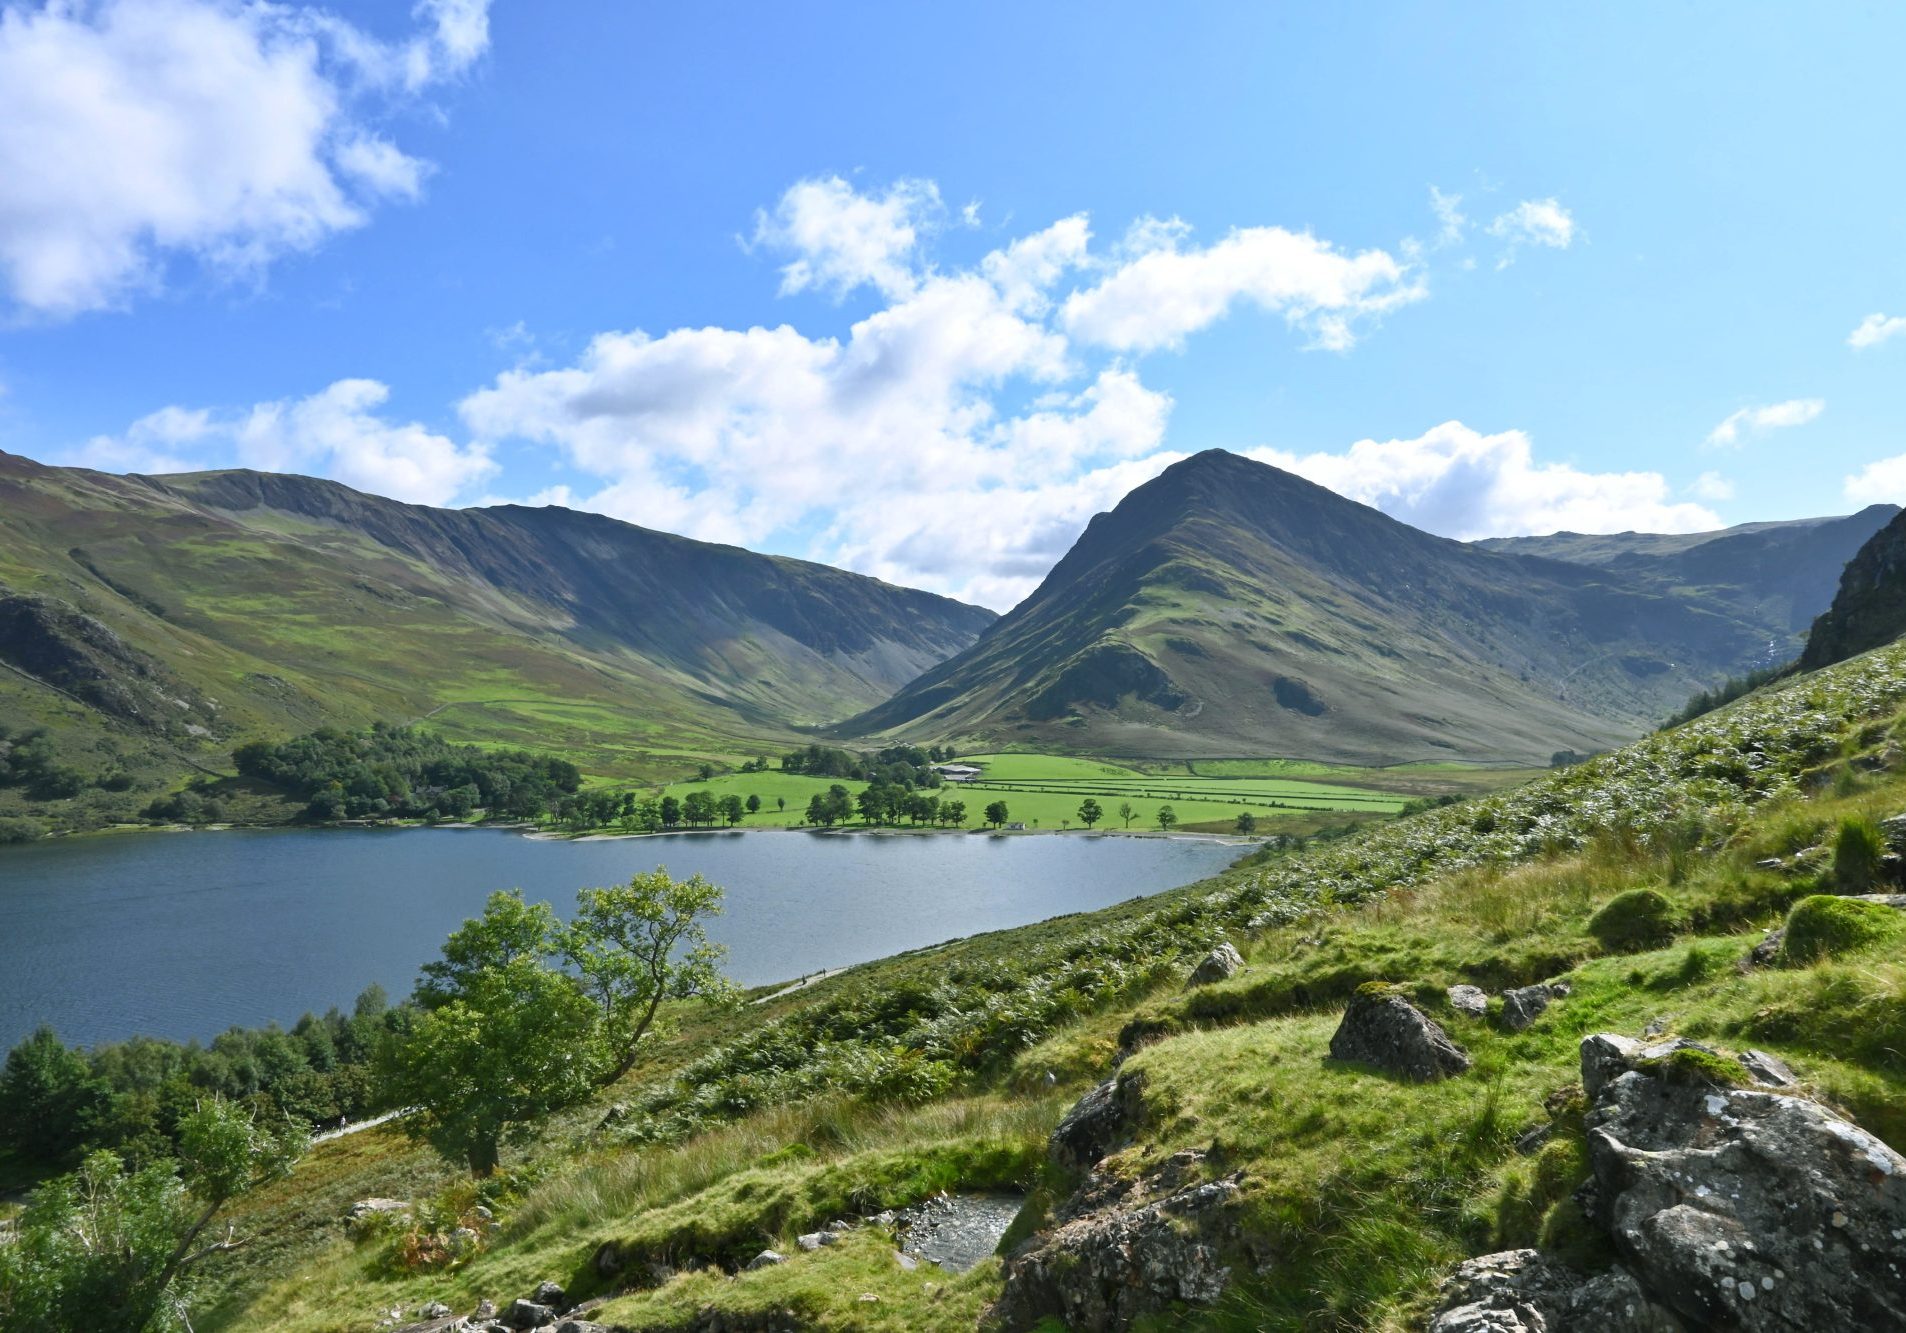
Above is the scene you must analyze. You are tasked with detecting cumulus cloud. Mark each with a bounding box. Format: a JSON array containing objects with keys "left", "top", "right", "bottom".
[
  {"left": 752, "top": 175, "right": 942, "bottom": 300},
  {"left": 1844, "top": 454, "right": 1906, "bottom": 505},
  {"left": 1848, "top": 313, "right": 1906, "bottom": 350},
  {"left": 1060, "top": 220, "right": 1424, "bottom": 353},
  {"left": 1690, "top": 470, "right": 1735, "bottom": 502},
  {"left": 0, "top": 0, "right": 489, "bottom": 318},
  {"left": 1248, "top": 421, "right": 1720, "bottom": 540},
  {"left": 1487, "top": 198, "right": 1575, "bottom": 267},
  {"left": 1706, "top": 398, "right": 1824, "bottom": 448},
  {"left": 74, "top": 379, "right": 493, "bottom": 505}
]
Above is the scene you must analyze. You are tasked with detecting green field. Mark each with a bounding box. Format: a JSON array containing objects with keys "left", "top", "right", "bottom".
[{"left": 627, "top": 750, "right": 1518, "bottom": 835}]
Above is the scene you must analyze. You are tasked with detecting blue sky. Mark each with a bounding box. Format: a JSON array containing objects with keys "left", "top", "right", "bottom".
[{"left": 1, "top": 2, "right": 1903, "bottom": 608}]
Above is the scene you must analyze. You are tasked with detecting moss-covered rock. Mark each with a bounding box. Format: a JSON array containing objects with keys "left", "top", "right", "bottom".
[
  {"left": 1585, "top": 888, "right": 1682, "bottom": 953},
  {"left": 1778, "top": 893, "right": 1906, "bottom": 964}
]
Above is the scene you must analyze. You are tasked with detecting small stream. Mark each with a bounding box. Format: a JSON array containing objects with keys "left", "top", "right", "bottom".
[{"left": 896, "top": 1192, "right": 1027, "bottom": 1272}]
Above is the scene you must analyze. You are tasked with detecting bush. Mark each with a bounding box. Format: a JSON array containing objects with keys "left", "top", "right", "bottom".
[
  {"left": 1832, "top": 815, "right": 1886, "bottom": 893},
  {"left": 1586, "top": 888, "right": 1683, "bottom": 953},
  {"left": 0, "top": 816, "right": 45, "bottom": 844},
  {"left": 1778, "top": 894, "right": 1906, "bottom": 965}
]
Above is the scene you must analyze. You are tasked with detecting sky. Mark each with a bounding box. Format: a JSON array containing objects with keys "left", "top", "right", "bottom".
[{"left": 1, "top": 3, "right": 1904, "bottom": 610}]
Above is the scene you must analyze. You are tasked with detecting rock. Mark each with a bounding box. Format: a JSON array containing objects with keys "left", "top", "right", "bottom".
[
  {"left": 1643, "top": 1015, "right": 1670, "bottom": 1037},
  {"left": 591, "top": 1240, "right": 624, "bottom": 1278},
  {"left": 388, "top": 1317, "right": 468, "bottom": 1333},
  {"left": 1754, "top": 856, "right": 1786, "bottom": 871},
  {"left": 555, "top": 1323, "right": 610, "bottom": 1333},
  {"left": 418, "top": 1303, "right": 453, "bottom": 1320},
  {"left": 746, "top": 1249, "right": 786, "bottom": 1269},
  {"left": 990, "top": 1150, "right": 1240, "bottom": 1330},
  {"left": 827, "top": 1219, "right": 851, "bottom": 1232},
  {"left": 1186, "top": 941, "right": 1244, "bottom": 986},
  {"left": 1879, "top": 813, "right": 1906, "bottom": 854},
  {"left": 1447, "top": 984, "right": 1489, "bottom": 1018},
  {"left": 1498, "top": 982, "right": 1566, "bottom": 1032},
  {"left": 1851, "top": 892, "right": 1906, "bottom": 908},
  {"left": 1747, "top": 927, "right": 1785, "bottom": 967},
  {"left": 530, "top": 1281, "right": 566, "bottom": 1310},
  {"left": 893, "top": 1250, "right": 918, "bottom": 1270},
  {"left": 474, "top": 1301, "right": 497, "bottom": 1319},
  {"left": 794, "top": 1231, "right": 838, "bottom": 1251},
  {"left": 1579, "top": 1032, "right": 1644, "bottom": 1102},
  {"left": 1580, "top": 1032, "right": 1906, "bottom": 1330},
  {"left": 1048, "top": 1072, "right": 1143, "bottom": 1172},
  {"left": 1428, "top": 1248, "right": 1686, "bottom": 1332},
  {"left": 347, "top": 1197, "right": 412, "bottom": 1221},
  {"left": 1512, "top": 1123, "right": 1552, "bottom": 1156},
  {"left": 1737, "top": 1048, "right": 1796, "bottom": 1088},
  {"left": 856, "top": 1293, "right": 880, "bottom": 1303},
  {"left": 503, "top": 1299, "right": 555, "bottom": 1329},
  {"left": 1328, "top": 988, "right": 1471, "bottom": 1081}
]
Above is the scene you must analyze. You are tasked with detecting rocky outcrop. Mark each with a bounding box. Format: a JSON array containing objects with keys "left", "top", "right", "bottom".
[
  {"left": 0, "top": 591, "right": 220, "bottom": 735},
  {"left": 1048, "top": 1072, "right": 1144, "bottom": 1173},
  {"left": 1328, "top": 988, "right": 1472, "bottom": 1081},
  {"left": 1800, "top": 505, "right": 1906, "bottom": 670},
  {"left": 989, "top": 1149, "right": 1240, "bottom": 1330},
  {"left": 1427, "top": 1248, "right": 1685, "bottom": 1332},
  {"left": 1580, "top": 1032, "right": 1906, "bottom": 1330},
  {"left": 1186, "top": 941, "right": 1244, "bottom": 986}
]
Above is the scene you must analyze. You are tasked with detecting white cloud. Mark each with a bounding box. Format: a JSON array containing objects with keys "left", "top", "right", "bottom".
[
  {"left": 1488, "top": 198, "right": 1575, "bottom": 249},
  {"left": 1848, "top": 313, "right": 1906, "bottom": 350},
  {"left": 1706, "top": 397, "right": 1824, "bottom": 448},
  {"left": 1061, "top": 222, "right": 1424, "bottom": 353},
  {"left": 0, "top": 0, "right": 489, "bottom": 318},
  {"left": 1248, "top": 421, "right": 1720, "bottom": 540},
  {"left": 752, "top": 175, "right": 942, "bottom": 301},
  {"left": 1690, "top": 470, "right": 1735, "bottom": 502},
  {"left": 74, "top": 379, "right": 493, "bottom": 505},
  {"left": 1844, "top": 454, "right": 1906, "bottom": 504},
  {"left": 1429, "top": 186, "right": 1466, "bottom": 247}
]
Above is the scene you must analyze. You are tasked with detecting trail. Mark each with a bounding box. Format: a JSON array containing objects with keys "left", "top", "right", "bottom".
[{"left": 312, "top": 1107, "right": 408, "bottom": 1144}]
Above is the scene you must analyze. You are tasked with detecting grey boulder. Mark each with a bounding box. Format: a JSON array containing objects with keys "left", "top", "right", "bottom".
[
  {"left": 1328, "top": 988, "right": 1471, "bottom": 1081},
  {"left": 990, "top": 1150, "right": 1238, "bottom": 1330},
  {"left": 1447, "top": 984, "right": 1489, "bottom": 1018},
  {"left": 1186, "top": 941, "right": 1244, "bottom": 986},
  {"left": 1048, "top": 1072, "right": 1143, "bottom": 1173},
  {"left": 1428, "top": 1248, "right": 1685, "bottom": 1332},
  {"left": 1498, "top": 981, "right": 1570, "bottom": 1033},
  {"left": 1581, "top": 1032, "right": 1906, "bottom": 1330}
]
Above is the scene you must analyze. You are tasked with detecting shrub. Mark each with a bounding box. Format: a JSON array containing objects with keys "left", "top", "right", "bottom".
[
  {"left": 0, "top": 816, "right": 45, "bottom": 844},
  {"left": 1586, "top": 888, "right": 1683, "bottom": 953},
  {"left": 1778, "top": 894, "right": 1906, "bottom": 965},
  {"left": 1832, "top": 815, "right": 1886, "bottom": 893}
]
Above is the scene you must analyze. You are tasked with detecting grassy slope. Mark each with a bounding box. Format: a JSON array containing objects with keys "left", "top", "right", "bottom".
[{"left": 221, "top": 640, "right": 1906, "bottom": 1331}]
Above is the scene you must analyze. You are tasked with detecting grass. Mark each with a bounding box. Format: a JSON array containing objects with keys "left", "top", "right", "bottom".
[{"left": 128, "top": 641, "right": 1906, "bottom": 1329}]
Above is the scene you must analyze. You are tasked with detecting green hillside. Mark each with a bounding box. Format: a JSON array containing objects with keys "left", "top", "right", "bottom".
[
  {"left": 118, "top": 634, "right": 1906, "bottom": 1332},
  {"left": 0, "top": 451, "right": 993, "bottom": 830},
  {"left": 845, "top": 450, "right": 1880, "bottom": 765}
]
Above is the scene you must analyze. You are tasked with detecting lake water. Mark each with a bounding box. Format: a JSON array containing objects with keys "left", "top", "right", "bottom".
[{"left": 0, "top": 827, "right": 1240, "bottom": 1048}]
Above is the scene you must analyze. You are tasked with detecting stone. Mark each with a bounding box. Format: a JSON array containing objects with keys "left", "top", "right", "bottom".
[
  {"left": 1498, "top": 983, "right": 1561, "bottom": 1032},
  {"left": 1048, "top": 1072, "right": 1143, "bottom": 1172},
  {"left": 503, "top": 1299, "right": 555, "bottom": 1330},
  {"left": 746, "top": 1249, "right": 786, "bottom": 1269},
  {"left": 990, "top": 1150, "right": 1240, "bottom": 1330},
  {"left": 530, "top": 1281, "right": 566, "bottom": 1310},
  {"left": 1879, "top": 812, "right": 1906, "bottom": 854},
  {"left": 1579, "top": 1032, "right": 1906, "bottom": 1330},
  {"left": 554, "top": 1323, "right": 610, "bottom": 1333},
  {"left": 1447, "top": 984, "right": 1489, "bottom": 1017},
  {"left": 893, "top": 1250, "right": 918, "bottom": 1270},
  {"left": 417, "top": 1304, "right": 452, "bottom": 1320},
  {"left": 1427, "top": 1248, "right": 1686, "bottom": 1332},
  {"left": 591, "top": 1240, "right": 624, "bottom": 1278},
  {"left": 1851, "top": 892, "right": 1906, "bottom": 908},
  {"left": 827, "top": 1219, "right": 851, "bottom": 1232},
  {"left": 474, "top": 1301, "right": 496, "bottom": 1319},
  {"left": 347, "top": 1197, "right": 412, "bottom": 1221},
  {"left": 1186, "top": 941, "right": 1244, "bottom": 986},
  {"left": 1737, "top": 1048, "right": 1796, "bottom": 1088},
  {"left": 794, "top": 1231, "right": 838, "bottom": 1251},
  {"left": 1747, "top": 927, "right": 1785, "bottom": 967},
  {"left": 1328, "top": 988, "right": 1472, "bottom": 1081}
]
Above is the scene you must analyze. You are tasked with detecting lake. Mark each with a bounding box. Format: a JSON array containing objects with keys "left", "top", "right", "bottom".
[{"left": 0, "top": 827, "right": 1242, "bottom": 1048}]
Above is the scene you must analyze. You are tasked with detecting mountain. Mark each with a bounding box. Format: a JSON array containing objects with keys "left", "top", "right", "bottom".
[
  {"left": 844, "top": 450, "right": 1877, "bottom": 764},
  {"left": 1478, "top": 504, "right": 1898, "bottom": 638},
  {"left": 1800, "top": 505, "right": 1906, "bottom": 670},
  {"left": 0, "top": 450, "right": 993, "bottom": 786}
]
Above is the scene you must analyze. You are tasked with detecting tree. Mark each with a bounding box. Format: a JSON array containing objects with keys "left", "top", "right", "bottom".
[
  {"left": 941, "top": 800, "right": 966, "bottom": 827},
  {"left": 1077, "top": 798, "right": 1103, "bottom": 828},
  {"left": 0, "top": 1027, "right": 109, "bottom": 1167},
  {"left": 565, "top": 870, "right": 735, "bottom": 1082},
  {"left": 776, "top": 796, "right": 786, "bottom": 813},
  {"left": 682, "top": 790, "right": 717, "bottom": 828},
  {"left": 1235, "top": 811, "right": 1258, "bottom": 835},
  {"left": 0, "top": 1100, "right": 303, "bottom": 1332},
  {"left": 745, "top": 794, "right": 761, "bottom": 817},
  {"left": 697, "top": 763, "right": 715, "bottom": 782},
  {"left": 379, "top": 892, "right": 600, "bottom": 1175},
  {"left": 825, "top": 784, "right": 854, "bottom": 826},
  {"left": 985, "top": 800, "right": 1010, "bottom": 829},
  {"left": 718, "top": 794, "right": 745, "bottom": 826},
  {"left": 660, "top": 795, "right": 682, "bottom": 828},
  {"left": 1156, "top": 804, "right": 1178, "bottom": 831},
  {"left": 805, "top": 793, "right": 831, "bottom": 826},
  {"left": 1118, "top": 801, "right": 1136, "bottom": 829}
]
